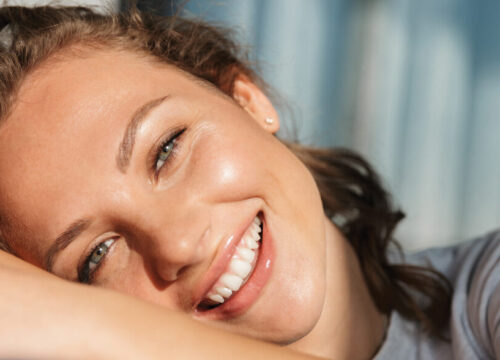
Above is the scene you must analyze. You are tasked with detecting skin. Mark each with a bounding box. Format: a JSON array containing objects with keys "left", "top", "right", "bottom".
[
  {"left": 0, "top": 48, "right": 386, "bottom": 359},
  {"left": 0, "top": 249, "right": 327, "bottom": 360}
]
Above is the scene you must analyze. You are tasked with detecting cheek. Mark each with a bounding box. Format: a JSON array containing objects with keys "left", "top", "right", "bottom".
[{"left": 187, "top": 127, "right": 271, "bottom": 202}]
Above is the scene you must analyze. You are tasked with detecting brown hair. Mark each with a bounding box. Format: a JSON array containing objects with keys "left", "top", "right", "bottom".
[{"left": 0, "top": 5, "right": 451, "bottom": 339}]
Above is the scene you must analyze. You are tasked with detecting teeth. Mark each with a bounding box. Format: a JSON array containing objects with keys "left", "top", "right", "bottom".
[
  {"left": 220, "top": 273, "right": 243, "bottom": 291},
  {"left": 199, "top": 216, "right": 263, "bottom": 308},
  {"left": 229, "top": 258, "right": 252, "bottom": 278},
  {"left": 236, "top": 247, "right": 255, "bottom": 262},
  {"left": 215, "top": 286, "right": 232, "bottom": 299},
  {"left": 249, "top": 225, "right": 260, "bottom": 239},
  {"left": 208, "top": 293, "right": 224, "bottom": 303},
  {"left": 245, "top": 237, "right": 259, "bottom": 249}
]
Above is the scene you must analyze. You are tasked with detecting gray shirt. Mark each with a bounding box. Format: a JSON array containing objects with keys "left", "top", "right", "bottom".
[{"left": 374, "top": 230, "right": 500, "bottom": 359}]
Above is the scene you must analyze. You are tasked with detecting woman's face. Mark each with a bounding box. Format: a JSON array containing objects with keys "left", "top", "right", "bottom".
[{"left": 0, "top": 48, "right": 333, "bottom": 343}]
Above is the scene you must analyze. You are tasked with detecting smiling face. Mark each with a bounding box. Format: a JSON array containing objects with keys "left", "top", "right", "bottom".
[{"left": 0, "top": 48, "right": 363, "bottom": 349}]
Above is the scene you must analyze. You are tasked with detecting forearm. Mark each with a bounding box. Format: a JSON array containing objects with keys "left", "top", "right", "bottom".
[
  {"left": 0, "top": 251, "right": 325, "bottom": 360},
  {"left": 0, "top": 251, "right": 109, "bottom": 359},
  {"left": 104, "top": 296, "right": 326, "bottom": 360}
]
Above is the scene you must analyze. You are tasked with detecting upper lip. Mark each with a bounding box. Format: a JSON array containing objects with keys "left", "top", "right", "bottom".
[{"left": 191, "top": 213, "right": 259, "bottom": 309}]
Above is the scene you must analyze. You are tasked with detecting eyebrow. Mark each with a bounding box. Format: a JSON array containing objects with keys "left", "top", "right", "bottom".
[
  {"left": 43, "top": 95, "right": 170, "bottom": 273},
  {"left": 116, "top": 95, "right": 170, "bottom": 173},
  {"left": 44, "top": 218, "right": 92, "bottom": 272}
]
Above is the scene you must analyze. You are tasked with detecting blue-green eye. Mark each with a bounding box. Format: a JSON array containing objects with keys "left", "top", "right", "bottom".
[
  {"left": 154, "top": 128, "right": 185, "bottom": 173},
  {"left": 78, "top": 238, "right": 114, "bottom": 284},
  {"left": 155, "top": 139, "right": 175, "bottom": 171}
]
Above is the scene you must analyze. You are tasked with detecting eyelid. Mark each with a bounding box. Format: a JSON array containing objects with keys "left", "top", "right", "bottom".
[
  {"left": 148, "top": 127, "right": 186, "bottom": 179},
  {"left": 77, "top": 235, "right": 117, "bottom": 283}
]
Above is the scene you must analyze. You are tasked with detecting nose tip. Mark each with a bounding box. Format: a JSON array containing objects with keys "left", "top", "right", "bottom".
[
  {"left": 127, "top": 193, "right": 210, "bottom": 285},
  {"left": 148, "top": 233, "right": 206, "bottom": 283},
  {"left": 153, "top": 263, "right": 187, "bottom": 283}
]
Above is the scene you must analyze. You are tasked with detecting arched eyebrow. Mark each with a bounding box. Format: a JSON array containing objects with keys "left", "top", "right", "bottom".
[
  {"left": 116, "top": 95, "right": 170, "bottom": 173},
  {"left": 44, "top": 95, "right": 171, "bottom": 272},
  {"left": 44, "top": 218, "right": 92, "bottom": 272}
]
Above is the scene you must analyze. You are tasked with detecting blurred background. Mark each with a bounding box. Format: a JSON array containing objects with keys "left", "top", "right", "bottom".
[{"left": 5, "top": 0, "right": 500, "bottom": 250}]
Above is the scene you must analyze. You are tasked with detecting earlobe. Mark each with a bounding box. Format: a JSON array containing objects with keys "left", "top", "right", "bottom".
[{"left": 232, "top": 76, "right": 280, "bottom": 134}]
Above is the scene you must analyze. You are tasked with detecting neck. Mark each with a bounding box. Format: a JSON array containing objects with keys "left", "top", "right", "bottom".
[{"left": 287, "top": 217, "right": 387, "bottom": 360}]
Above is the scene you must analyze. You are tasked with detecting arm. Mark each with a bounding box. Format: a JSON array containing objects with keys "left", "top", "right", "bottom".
[{"left": 0, "top": 251, "right": 327, "bottom": 360}]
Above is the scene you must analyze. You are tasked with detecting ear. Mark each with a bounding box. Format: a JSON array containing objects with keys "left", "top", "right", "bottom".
[{"left": 232, "top": 75, "right": 280, "bottom": 134}]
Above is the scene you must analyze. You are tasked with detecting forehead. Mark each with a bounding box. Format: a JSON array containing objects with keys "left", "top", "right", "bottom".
[{"left": 0, "top": 48, "right": 208, "bottom": 255}]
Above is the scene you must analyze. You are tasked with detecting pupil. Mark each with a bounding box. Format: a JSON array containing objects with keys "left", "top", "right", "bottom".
[{"left": 91, "top": 244, "right": 108, "bottom": 262}]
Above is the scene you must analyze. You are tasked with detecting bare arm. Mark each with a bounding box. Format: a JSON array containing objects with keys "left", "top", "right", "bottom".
[{"left": 0, "top": 251, "right": 327, "bottom": 360}]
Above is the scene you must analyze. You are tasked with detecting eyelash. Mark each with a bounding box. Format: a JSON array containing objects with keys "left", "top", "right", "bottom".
[
  {"left": 152, "top": 128, "right": 186, "bottom": 176},
  {"left": 77, "top": 128, "right": 187, "bottom": 284},
  {"left": 78, "top": 238, "right": 115, "bottom": 284}
]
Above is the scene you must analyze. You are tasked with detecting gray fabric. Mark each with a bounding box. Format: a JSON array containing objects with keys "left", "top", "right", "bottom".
[{"left": 374, "top": 230, "right": 500, "bottom": 359}]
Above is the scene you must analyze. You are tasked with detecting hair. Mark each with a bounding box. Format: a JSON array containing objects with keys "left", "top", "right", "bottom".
[{"left": 0, "top": 5, "right": 452, "bottom": 339}]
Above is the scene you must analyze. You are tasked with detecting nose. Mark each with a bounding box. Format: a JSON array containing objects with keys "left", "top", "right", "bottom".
[
  {"left": 124, "top": 193, "right": 210, "bottom": 283},
  {"left": 148, "top": 227, "right": 207, "bottom": 283}
]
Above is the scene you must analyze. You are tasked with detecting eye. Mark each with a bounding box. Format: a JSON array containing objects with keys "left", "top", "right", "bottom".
[
  {"left": 153, "top": 128, "right": 185, "bottom": 173},
  {"left": 78, "top": 238, "right": 115, "bottom": 284},
  {"left": 155, "top": 139, "right": 174, "bottom": 171}
]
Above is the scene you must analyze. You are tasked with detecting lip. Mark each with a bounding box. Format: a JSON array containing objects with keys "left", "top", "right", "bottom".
[
  {"left": 192, "top": 212, "right": 273, "bottom": 319},
  {"left": 191, "top": 212, "right": 258, "bottom": 308}
]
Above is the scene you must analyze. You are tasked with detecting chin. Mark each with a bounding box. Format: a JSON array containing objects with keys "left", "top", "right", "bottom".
[
  {"left": 254, "top": 309, "right": 324, "bottom": 345},
  {"left": 259, "top": 309, "right": 324, "bottom": 345},
  {"left": 248, "top": 220, "right": 327, "bottom": 343},
  {"left": 228, "top": 275, "right": 327, "bottom": 345}
]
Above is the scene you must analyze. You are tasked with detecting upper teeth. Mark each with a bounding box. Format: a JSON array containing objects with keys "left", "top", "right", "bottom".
[{"left": 205, "top": 216, "right": 262, "bottom": 305}]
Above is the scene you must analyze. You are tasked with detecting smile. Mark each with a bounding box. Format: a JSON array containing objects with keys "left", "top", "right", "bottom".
[
  {"left": 198, "top": 216, "right": 262, "bottom": 309},
  {"left": 194, "top": 212, "right": 273, "bottom": 319}
]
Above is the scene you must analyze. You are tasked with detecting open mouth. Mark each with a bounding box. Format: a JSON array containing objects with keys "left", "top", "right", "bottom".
[{"left": 197, "top": 216, "right": 263, "bottom": 311}]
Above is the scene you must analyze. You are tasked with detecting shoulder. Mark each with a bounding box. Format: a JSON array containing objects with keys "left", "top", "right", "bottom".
[
  {"left": 418, "top": 230, "right": 500, "bottom": 359},
  {"left": 402, "top": 230, "right": 500, "bottom": 282},
  {"left": 384, "top": 231, "right": 500, "bottom": 359},
  {"left": 459, "top": 230, "right": 500, "bottom": 359}
]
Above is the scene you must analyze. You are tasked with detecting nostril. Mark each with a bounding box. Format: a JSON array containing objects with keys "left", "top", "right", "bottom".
[
  {"left": 144, "top": 256, "right": 189, "bottom": 286},
  {"left": 157, "top": 266, "right": 186, "bottom": 283},
  {"left": 174, "top": 264, "right": 189, "bottom": 280}
]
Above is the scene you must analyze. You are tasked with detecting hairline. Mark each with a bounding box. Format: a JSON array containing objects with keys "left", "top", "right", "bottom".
[{"left": 0, "top": 41, "right": 236, "bottom": 130}]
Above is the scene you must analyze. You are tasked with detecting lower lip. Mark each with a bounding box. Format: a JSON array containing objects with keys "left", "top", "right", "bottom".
[{"left": 195, "top": 215, "right": 274, "bottom": 320}]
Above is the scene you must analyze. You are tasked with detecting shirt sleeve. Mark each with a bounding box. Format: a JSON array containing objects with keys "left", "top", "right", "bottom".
[
  {"left": 466, "top": 232, "right": 500, "bottom": 359},
  {"left": 489, "top": 282, "right": 500, "bottom": 357}
]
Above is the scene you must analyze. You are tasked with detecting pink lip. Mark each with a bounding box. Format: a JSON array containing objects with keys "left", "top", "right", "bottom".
[
  {"left": 192, "top": 213, "right": 260, "bottom": 309},
  {"left": 193, "top": 213, "right": 273, "bottom": 320}
]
